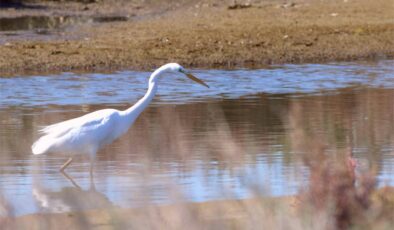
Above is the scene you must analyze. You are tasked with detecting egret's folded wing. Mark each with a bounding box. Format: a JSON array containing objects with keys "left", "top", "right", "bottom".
[
  {"left": 39, "top": 110, "right": 113, "bottom": 135},
  {"left": 33, "top": 109, "right": 119, "bottom": 155},
  {"left": 39, "top": 118, "right": 78, "bottom": 135},
  {"left": 32, "top": 115, "right": 110, "bottom": 155}
]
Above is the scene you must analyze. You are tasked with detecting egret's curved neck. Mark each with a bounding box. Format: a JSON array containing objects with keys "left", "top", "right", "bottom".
[{"left": 121, "top": 70, "right": 162, "bottom": 123}]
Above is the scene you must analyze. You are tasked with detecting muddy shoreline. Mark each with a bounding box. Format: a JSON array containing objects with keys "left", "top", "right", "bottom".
[
  {"left": 3, "top": 186, "right": 394, "bottom": 230},
  {"left": 0, "top": 0, "right": 393, "bottom": 76}
]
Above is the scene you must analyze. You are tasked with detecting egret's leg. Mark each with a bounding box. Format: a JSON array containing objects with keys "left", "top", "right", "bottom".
[
  {"left": 60, "top": 170, "right": 81, "bottom": 190},
  {"left": 89, "top": 162, "right": 96, "bottom": 191},
  {"left": 88, "top": 150, "right": 96, "bottom": 183},
  {"left": 60, "top": 157, "right": 73, "bottom": 172},
  {"left": 89, "top": 156, "right": 95, "bottom": 178}
]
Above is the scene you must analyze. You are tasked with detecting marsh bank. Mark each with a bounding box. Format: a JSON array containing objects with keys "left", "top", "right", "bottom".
[{"left": 0, "top": 0, "right": 393, "bottom": 76}]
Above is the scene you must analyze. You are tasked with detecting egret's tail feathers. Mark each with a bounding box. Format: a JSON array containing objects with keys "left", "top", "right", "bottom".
[{"left": 32, "top": 136, "right": 55, "bottom": 155}]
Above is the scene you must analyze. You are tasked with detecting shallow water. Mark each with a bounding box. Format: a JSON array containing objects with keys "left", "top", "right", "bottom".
[
  {"left": 0, "top": 15, "right": 129, "bottom": 44},
  {"left": 0, "top": 60, "right": 393, "bottom": 216},
  {"left": 0, "top": 15, "right": 129, "bottom": 32}
]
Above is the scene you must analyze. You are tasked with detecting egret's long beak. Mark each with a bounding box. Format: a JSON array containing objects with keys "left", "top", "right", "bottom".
[{"left": 185, "top": 73, "right": 209, "bottom": 88}]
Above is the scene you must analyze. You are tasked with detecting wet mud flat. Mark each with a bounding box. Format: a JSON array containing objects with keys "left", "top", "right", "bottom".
[{"left": 0, "top": 0, "right": 393, "bottom": 76}]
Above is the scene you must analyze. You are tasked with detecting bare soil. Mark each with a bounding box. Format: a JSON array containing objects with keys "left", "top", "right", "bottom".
[{"left": 0, "top": 0, "right": 393, "bottom": 76}]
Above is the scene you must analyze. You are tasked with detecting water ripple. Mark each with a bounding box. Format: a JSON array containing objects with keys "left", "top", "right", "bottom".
[{"left": 1, "top": 60, "right": 393, "bottom": 108}]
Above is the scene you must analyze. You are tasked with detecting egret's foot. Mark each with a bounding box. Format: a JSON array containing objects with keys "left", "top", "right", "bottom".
[{"left": 60, "top": 157, "right": 73, "bottom": 172}]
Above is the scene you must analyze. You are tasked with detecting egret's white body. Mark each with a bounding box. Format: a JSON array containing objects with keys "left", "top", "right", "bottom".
[{"left": 32, "top": 63, "right": 208, "bottom": 172}]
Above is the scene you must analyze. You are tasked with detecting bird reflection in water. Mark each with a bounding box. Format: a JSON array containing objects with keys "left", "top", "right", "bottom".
[{"left": 32, "top": 171, "right": 114, "bottom": 213}]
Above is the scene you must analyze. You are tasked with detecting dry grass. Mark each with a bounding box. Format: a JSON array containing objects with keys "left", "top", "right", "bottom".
[{"left": 0, "top": 0, "right": 393, "bottom": 75}]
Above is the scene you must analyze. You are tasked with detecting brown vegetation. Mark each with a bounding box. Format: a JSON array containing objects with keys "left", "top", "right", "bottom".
[{"left": 0, "top": 0, "right": 393, "bottom": 75}]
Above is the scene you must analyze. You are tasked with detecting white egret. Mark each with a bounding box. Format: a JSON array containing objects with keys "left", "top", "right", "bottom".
[{"left": 32, "top": 63, "right": 209, "bottom": 173}]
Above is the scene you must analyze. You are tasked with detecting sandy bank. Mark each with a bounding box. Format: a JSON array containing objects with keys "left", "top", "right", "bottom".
[{"left": 0, "top": 0, "right": 393, "bottom": 76}]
